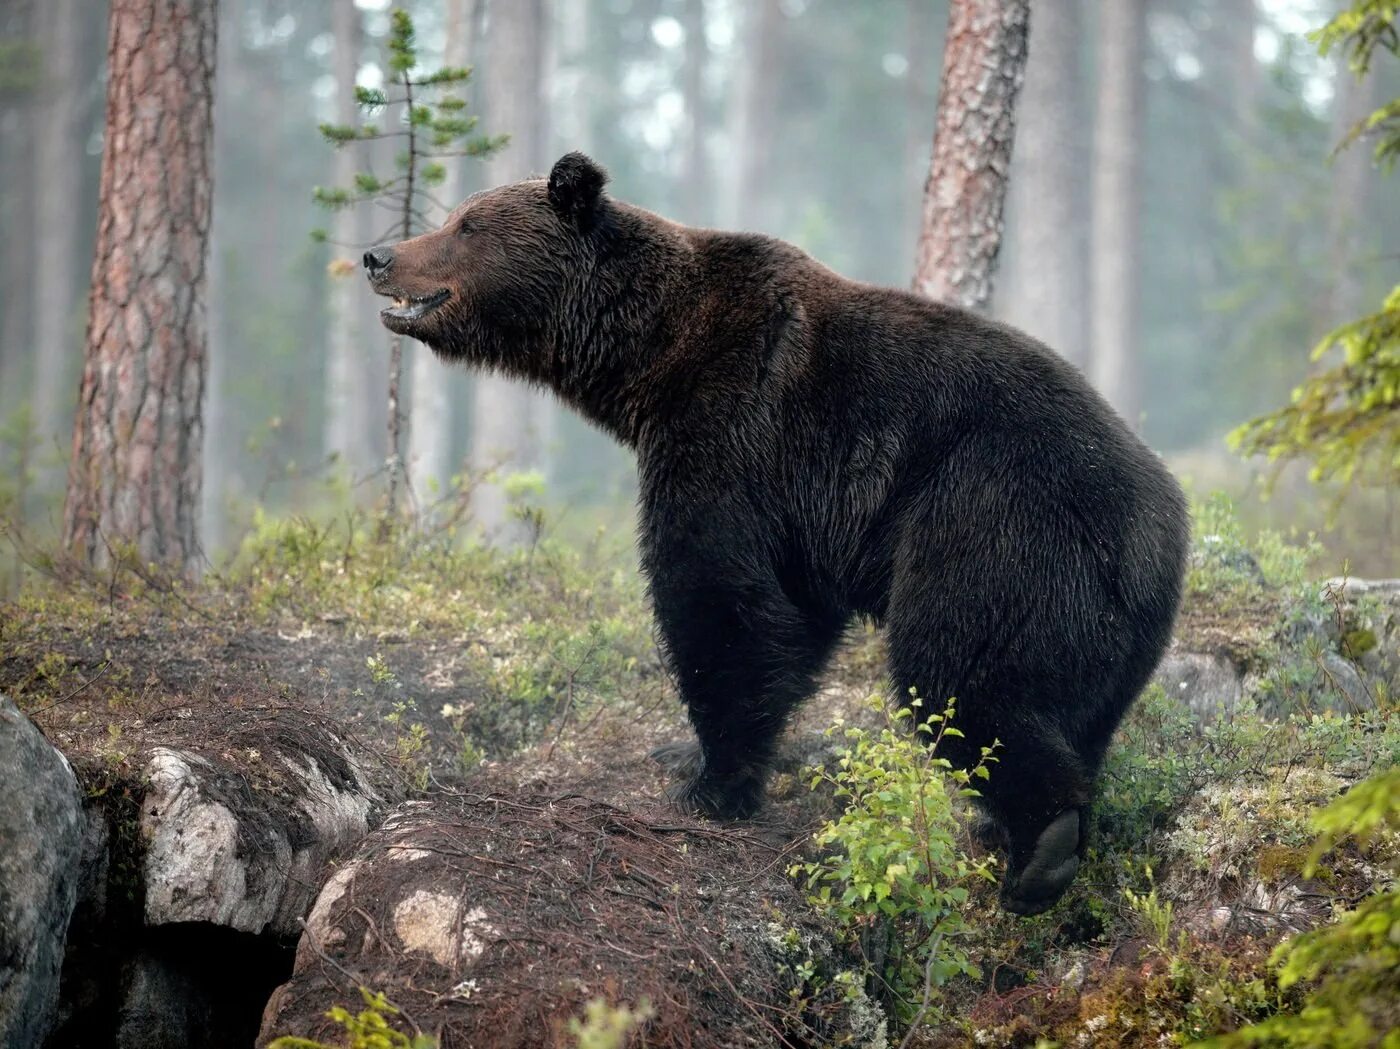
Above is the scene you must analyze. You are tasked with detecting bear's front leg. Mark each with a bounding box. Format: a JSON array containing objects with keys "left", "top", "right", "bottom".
[{"left": 647, "top": 567, "right": 841, "bottom": 820}]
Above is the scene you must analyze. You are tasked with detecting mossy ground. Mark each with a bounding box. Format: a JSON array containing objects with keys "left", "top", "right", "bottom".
[{"left": 1, "top": 504, "right": 1395, "bottom": 1047}]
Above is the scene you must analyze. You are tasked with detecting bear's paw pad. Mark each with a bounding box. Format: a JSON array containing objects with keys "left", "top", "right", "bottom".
[{"left": 1001, "top": 809, "right": 1082, "bottom": 916}]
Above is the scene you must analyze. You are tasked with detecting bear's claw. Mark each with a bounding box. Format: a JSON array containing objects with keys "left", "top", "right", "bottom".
[{"left": 1000, "top": 808, "right": 1082, "bottom": 916}]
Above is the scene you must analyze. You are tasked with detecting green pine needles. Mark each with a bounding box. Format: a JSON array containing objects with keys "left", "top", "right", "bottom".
[{"left": 312, "top": 9, "right": 504, "bottom": 528}]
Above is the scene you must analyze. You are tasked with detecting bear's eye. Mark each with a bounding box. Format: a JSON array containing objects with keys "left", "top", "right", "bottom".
[{"left": 457, "top": 218, "right": 476, "bottom": 236}]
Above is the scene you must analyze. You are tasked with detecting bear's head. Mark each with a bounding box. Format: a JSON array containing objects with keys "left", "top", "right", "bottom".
[{"left": 362, "top": 151, "right": 614, "bottom": 381}]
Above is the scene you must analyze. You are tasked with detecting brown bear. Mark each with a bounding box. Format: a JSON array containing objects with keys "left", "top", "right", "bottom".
[{"left": 363, "top": 152, "right": 1189, "bottom": 916}]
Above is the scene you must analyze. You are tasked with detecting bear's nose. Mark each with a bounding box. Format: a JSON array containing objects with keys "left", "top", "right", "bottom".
[{"left": 363, "top": 247, "right": 394, "bottom": 277}]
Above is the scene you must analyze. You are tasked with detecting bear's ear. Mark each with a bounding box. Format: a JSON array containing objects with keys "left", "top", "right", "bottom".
[{"left": 547, "top": 152, "right": 608, "bottom": 230}]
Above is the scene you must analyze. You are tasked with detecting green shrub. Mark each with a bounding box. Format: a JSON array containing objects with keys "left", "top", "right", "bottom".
[{"left": 791, "top": 695, "right": 995, "bottom": 1026}]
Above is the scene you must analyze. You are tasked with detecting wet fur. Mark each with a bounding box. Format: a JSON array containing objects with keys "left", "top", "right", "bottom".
[{"left": 371, "top": 153, "right": 1191, "bottom": 914}]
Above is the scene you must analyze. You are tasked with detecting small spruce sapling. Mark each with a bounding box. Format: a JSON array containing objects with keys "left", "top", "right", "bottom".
[
  {"left": 1230, "top": 2, "right": 1400, "bottom": 497},
  {"left": 312, "top": 9, "right": 504, "bottom": 531}
]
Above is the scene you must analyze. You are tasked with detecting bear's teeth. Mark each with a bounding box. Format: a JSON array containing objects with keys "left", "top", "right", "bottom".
[{"left": 393, "top": 297, "right": 407, "bottom": 308}]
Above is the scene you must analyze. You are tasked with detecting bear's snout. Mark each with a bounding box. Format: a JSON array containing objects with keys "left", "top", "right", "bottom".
[{"left": 363, "top": 247, "right": 394, "bottom": 280}]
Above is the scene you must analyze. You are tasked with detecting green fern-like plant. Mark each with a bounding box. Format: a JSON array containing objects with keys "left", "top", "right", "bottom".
[{"left": 312, "top": 8, "right": 504, "bottom": 528}]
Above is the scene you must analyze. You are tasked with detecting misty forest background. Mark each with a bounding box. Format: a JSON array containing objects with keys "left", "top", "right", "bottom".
[{"left": 0, "top": 0, "right": 1397, "bottom": 577}]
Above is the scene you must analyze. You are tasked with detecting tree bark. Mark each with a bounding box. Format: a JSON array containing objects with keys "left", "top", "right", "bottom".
[
  {"left": 1000, "top": 0, "right": 1089, "bottom": 363},
  {"left": 724, "top": 0, "right": 781, "bottom": 231},
  {"left": 471, "top": 0, "right": 547, "bottom": 542},
  {"left": 911, "top": 0, "right": 1030, "bottom": 311},
  {"left": 408, "top": 0, "right": 476, "bottom": 513},
  {"left": 63, "top": 0, "right": 217, "bottom": 575},
  {"left": 31, "top": 0, "right": 85, "bottom": 449},
  {"left": 1088, "top": 0, "right": 1145, "bottom": 427},
  {"left": 1326, "top": 54, "right": 1381, "bottom": 327},
  {"left": 0, "top": 0, "right": 38, "bottom": 419},
  {"left": 323, "top": 0, "right": 371, "bottom": 481},
  {"left": 680, "top": 0, "right": 709, "bottom": 225}
]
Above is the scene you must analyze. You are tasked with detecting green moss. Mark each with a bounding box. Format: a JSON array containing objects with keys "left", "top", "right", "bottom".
[{"left": 1256, "top": 844, "right": 1310, "bottom": 883}]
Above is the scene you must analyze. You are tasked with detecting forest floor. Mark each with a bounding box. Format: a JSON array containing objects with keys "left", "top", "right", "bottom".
[{"left": 1, "top": 507, "right": 1396, "bottom": 1048}]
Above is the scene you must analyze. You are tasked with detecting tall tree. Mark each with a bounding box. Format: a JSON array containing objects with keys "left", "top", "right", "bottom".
[
  {"left": 1224, "top": 0, "right": 1258, "bottom": 133},
  {"left": 408, "top": 0, "right": 476, "bottom": 512},
  {"left": 0, "top": 0, "right": 39, "bottom": 416},
  {"left": 1000, "top": 0, "right": 1089, "bottom": 364},
  {"left": 202, "top": 0, "right": 241, "bottom": 558},
  {"left": 1326, "top": 48, "right": 1382, "bottom": 326},
  {"left": 1088, "top": 0, "right": 1146, "bottom": 427},
  {"left": 680, "top": 0, "right": 710, "bottom": 224},
  {"left": 912, "top": 0, "right": 1030, "bottom": 310},
  {"left": 724, "top": 0, "right": 781, "bottom": 231},
  {"left": 471, "top": 0, "right": 548, "bottom": 540},
  {"left": 63, "top": 0, "right": 217, "bottom": 574},
  {"left": 323, "top": 0, "right": 371, "bottom": 480},
  {"left": 31, "top": 0, "right": 85, "bottom": 448}
]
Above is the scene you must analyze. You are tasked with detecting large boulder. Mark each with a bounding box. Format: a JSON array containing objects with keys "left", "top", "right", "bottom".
[
  {"left": 140, "top": 729, "right": 384, "bottom": 935},
  {"left": 0, "top": 696, "right": 86, "bottom": 1049},
  {"left": 37, "top": 705, "right": 396, "bottom": 1049}
]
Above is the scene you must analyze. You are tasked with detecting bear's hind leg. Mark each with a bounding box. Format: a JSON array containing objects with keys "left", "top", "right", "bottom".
[
  {"left": 886, "top": 602, "right": 1095, "bottom": 915},
  {"left": 969, "top": 723, "right": 1094, "bottom": 916}
]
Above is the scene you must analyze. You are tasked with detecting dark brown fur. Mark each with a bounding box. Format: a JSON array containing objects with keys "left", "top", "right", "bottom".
[{"left": 365, "top": 153, "right": 1190, "bottom": 914}]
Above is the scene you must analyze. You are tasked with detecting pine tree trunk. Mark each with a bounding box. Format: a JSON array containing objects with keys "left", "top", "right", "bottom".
[
  {"left": 0, "top": 0, "right": 38, "bottom": 420},
  {"left": 324, "top": 0, "right": 371, "bottom": 481},
  {"left": 725, "top": 0, "right": 781, "bottom": 231},
  {"left": 912, "top": 0, "right": 1030, "bottom": 311},
  {"left": 1326, "top": 55, "right": 1380, "bottom": 327},
  {"left": 1000, "top": 0, "right": 1089, "bottom": 363},
  {"left": 408, "top": 0, "right": 476, "bottom": 514},
  {"left": 1088, "top": 0, "right": 1145, "bottom": 427},
  {"left": 1224, "top": 0, "right": 1257, "bottom": 133},
  {"left": 63, "top": 0, "right": 217, "bottom": 575},
  {"left": 680, "top": 0, "right": 709, "bottom": 224},
  {"left": 202, "top": 0, "right": 240, "bottom": 559},
  {"left": 471, "top": 0, "right": 546, "bottom": 543},
  {"left": 31, "top": 0, "right": 85, "bottom": 449}
]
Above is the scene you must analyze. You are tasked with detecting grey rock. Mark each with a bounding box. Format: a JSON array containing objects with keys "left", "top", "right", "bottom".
[
  {"left": 1324, "top": 577, "right": 1400, "bottom": 689},
  {"left": 1153, "top": 651, "right": 1243, "bottom": 721},
  {"left": 1308, "top": 652, "right": 1374, "bottom": 715},
  {"left": 141, "top": 738, "right": 384, "bottom": 935},
  {"left": 115, "top": 950, "right": 214, "bottom": 1049},
  {"left": 0, "top": 696, "right": 85, "bottom": 1049}
]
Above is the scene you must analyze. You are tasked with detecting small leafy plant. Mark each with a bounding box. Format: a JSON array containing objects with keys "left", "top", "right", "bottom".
[
  {"left": 566, "top": 997, "right": 654, "bottom": 1049},
  {"left": 791, "top": 695, "right": 996, "bottom": 1028}
]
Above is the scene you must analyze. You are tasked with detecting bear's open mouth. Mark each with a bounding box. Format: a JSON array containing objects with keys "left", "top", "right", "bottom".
[{"left": 380, "top": 289, "right": 450, "bottom": 323}]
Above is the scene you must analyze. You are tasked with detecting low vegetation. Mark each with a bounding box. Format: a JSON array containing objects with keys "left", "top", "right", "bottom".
[{"left": 1, "top": 494, "right": 1395, "bottom": 1047}]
